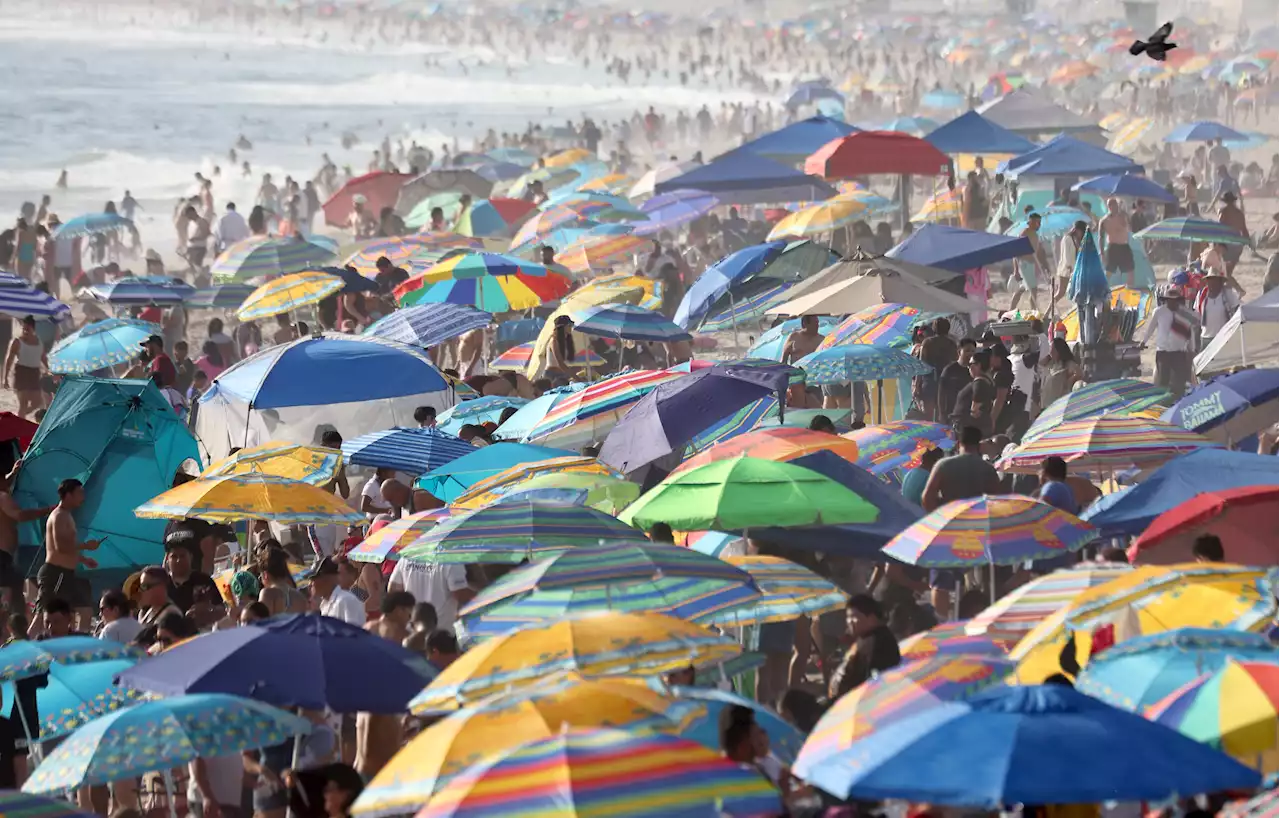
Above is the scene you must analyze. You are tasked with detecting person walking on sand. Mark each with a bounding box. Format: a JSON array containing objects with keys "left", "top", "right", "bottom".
[
  {"left": 1009, "top": 213, "right": 1047, "bottom": 313},
  {"left": 1099, "top": 198, "right": 1135, "bottom": 289},
  {"left": 4, "top": 317, "right": 47, "bottom": 418}
]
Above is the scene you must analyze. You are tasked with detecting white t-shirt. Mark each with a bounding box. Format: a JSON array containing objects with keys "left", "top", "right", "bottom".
[
  {"left": 99, "top": 617, "right": 143, "bottom": 645},
  {"left": 320, "top": 587, "right": 366, "bottom": 626},
  {"left": 189, "top": 754, "right": 245, "bottom": 807},
  {"left": 361, "top": 475, "right": 389, "bottom": 519},
  {"left": 389, "top": 560, "right": 470, "bottom": 631},
  {"left": 1010, "top": 354, "right": 1037, "bottom": 411}
]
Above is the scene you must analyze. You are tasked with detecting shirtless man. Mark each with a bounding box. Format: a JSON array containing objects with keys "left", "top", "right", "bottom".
[
  {"left": 456, "top": 327, "right": 485, "bottom": 379},
  {"left": 1009, "top": 213, "right": 1047, "bottom": 313},
  {"left": 0, "top": 461, "right": 53, "bottom": 614},
  {"left": 1098, "top": 197, "right": 1135, "bottom": 289},
  {"left": 37, "top": 479, "right": 99, "bottom": 630},
  {"left": 357, "top": 591, "right": 415, "bottom": 778},
  {"left": 781, "top": 315, "right": 825, "bottom": 407}
]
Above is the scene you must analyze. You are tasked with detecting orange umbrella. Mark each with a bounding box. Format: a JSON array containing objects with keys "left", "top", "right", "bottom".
[{"left": 672, "top": 427, "right": 860, "bottom": 476}]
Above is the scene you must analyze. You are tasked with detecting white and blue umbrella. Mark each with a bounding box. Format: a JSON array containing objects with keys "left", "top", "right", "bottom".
[
  {"left": 363, "top": 303, "right": 492, "bottom": 349},
  {"left": 437, "top": 396, "right": 529, "bottom": 435},
  {"left": 49, "top": 318, "right": 160, "bottom": 374},
  {"left": 570, "top": 303, "right": 693, "bottom": 343},
  {"left": 632, "top": 189, "right": 719, "bottom": 236},
  {"left": 35, "top": 659, "right": 145, "bottom": 742},
  {"left": 51, "top": 213, "right": 134, "bottom": 240},
  {"left": 341, "top": 426, "right": 477, "bottom": 476},
  {"left": 1072, "top": 174, "right": 1177, "bottom": 203},
  {"left": 0, "top": 271, "right": 71, "bottom": 320},
  {"left": 85, "top": 276, "right": 194, "bottom": 306},
  {"left": 796, "top": 345, "right": 931, "bottom": 384}
]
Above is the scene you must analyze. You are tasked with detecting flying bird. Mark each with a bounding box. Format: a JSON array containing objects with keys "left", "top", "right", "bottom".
[{"left": 1129, "top": 22, "right": 1178, "bottom": 61}]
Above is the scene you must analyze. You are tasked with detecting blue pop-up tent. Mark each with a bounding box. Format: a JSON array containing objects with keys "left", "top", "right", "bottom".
[
  {"left": 999, "top": 135, "right": 1142, "bottom": 178},
  {"left": 735, "top": 116, "right": 860, "bottom": 162},
  {"left": 887, "top": 224, "right": 1033, "bottom": 272},
  {"left": 655, "top": 149, "right": 838, "bottom": 205},
  {"left": 13, "top": 378, "right": 201, "bottom": 573},
  {"left": 925, "top": 111, "right": 1037, "bottom": 155}
]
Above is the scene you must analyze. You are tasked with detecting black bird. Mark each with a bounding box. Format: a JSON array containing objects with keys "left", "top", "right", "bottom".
[{"left": 1129, "top": 22, "right": 1178, "bottom": 61}]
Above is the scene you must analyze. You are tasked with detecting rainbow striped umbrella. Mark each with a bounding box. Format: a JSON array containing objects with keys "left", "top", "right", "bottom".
[
  {"left": 346, "top": 234, "right": 483, "bottom": 274},
  {"left": 570, "top": 303, "right": 692, "bottom": 343},
  {"left": 397, "top": 499, "right": 648, "bottom": 565},
  {"left": 457, "top": 543, "right": 761, "bottom": 639},
  {"left": 898, "top": 620, "right": 1015, "bottom": 661},
  {"left": 490, "top": 342, "right": 605, "bottom": 372},
  {"left": 842, "top": 421, "right": 954, "bottom": 476},
  {"left": 210, "top": 236, "right": 337, "bottom": 282},
  {"left": 705, "top": 555, "right": 847, "bottom": 627},
  {"left": 697, "top": 283, "right": 793, "bottom": 333},
  {"left": 234, "top": 270, "right": 344, "bottom": 321},
  {"left": 1022, "top": 379, "right": 1170, "bottom": 444},
  {"left": 963, "top": 563, "right": 1134, "bottom": 643},
  {"left": 450, "top": 456, "right": 623, "bottom": 510},
  {"left": 509, "top": 205, "right": 598, "bottom": 251},
  {"left": 767, "top": 198, "right": 871, "bottom": 240},
  {"left": 817, "top": 304, "right": 926, "bottom": 351},
  {"left": 1147, "top": 659, "right": 1278, "bottom": 770},
  {"left": 675, "top": 426, "right": 861, "bottom": 475},
  {"left": 995, "top": 415, "right": 1219, "bottom": 474},
  {"left": 525, "top": 369, "right": 685, "bottom": 448},
  {"left": 555, "top": 233, "right": 648, "bottom": 274},
  {"left": 1135, "top": 217, "right": 1252, "bottom": 245},
  {"left": 346, "top": 508, "right": 452, "bottom": 564},
  {"left": 793, "top": 656, "right": 1014, "bottom": 781},
  {"left": 884, "top": 495, "right": 1099, "bottom": 568},
  {"left": 682, "top": 396, "right": 782, "bottom": 457},
  {"left": 415, "top": 727, "right": 782, "bottom": 818},
  {"left": 395, "top": 252, "right": 572, "bottom": 312}
]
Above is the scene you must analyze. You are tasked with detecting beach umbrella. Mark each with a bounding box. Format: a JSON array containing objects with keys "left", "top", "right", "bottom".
[
  {"left": 554, "top": 232, "right": 647, "bottom": 274},
  {"left": 883, "top": 495, "right": 1098, "bottom": 569},
  {"left": 1147, "top": 659, "right": 1278, "bottom": 771},
  {"left": 670, "top": 685, "right": 805, "bottom": 764},
  {"left": 1006, "top": 207, "right": 1091, "bottom": 240},
  {"left": 1162, "top": 368, "right": 1279, "bottom": 443},
  {"left": 449, "top": 456, "right": 622, "bottom": 510},
  {"left": 134, "top": 473, "right": 364, "bottom": 525},
  {"left": 628, "top": 160, "right": 698, "bottom": 200},
  {"left": 234, "top": 269, "right": 344, "bottom": 321},
  {"left": 404, "top": 192, "right": 467, "bottom": 230},
  {"left": 746, "top": 316, "right": 842, "bottom": 360},
  {"left": 324, "top": 171, "right": 413, "bottom": 227},
  {"left": 346, "top": 234, "right": 483, "bottom": 274},
  {"left": 413, "top": 726, "right": 781, "bottom": 818},
  {"left": 578, "top": 173, "right": 632, "bottom": 195},
  {"left": 436, "top": 396, "right": 528, "bottom": 435},
  {"left": 1129, "top": 486, "right": 1278, "bottom": 566},
  {"left": 184, "top": 282, "right": 256, "bottom": 310},
  {"left": 1135, "top": 216, "right": 1252, "bottom": 245},
  {"left": 85, "top": 276, "right": 192, "bottom": 306},
  {"left": 0, "top": 791, "right": 101, "bottom": 818},
  {"left": 51, "top": 213, "right": 134, "bottom": 240},
  {"left": 543, "top": 147, "right": 595, "bottom": 168},
  {"left": 675, "top": 427, "right": 861, "bottom": 476},
  {"left": 489, "top": 341, "right": 606, "bottom": 372},
  {"left": 703, "top": 555, "right": 847, "bottom": 627},
  {"left": 798, "top": 684, "right": 1261, "bottom": 805},
  {"left": 818, "top": 304, "right": 936, "bottom": 352},
  {"left": 415, "top": 442, "right": 576, "bottom": 502},
  {"left": 911, "top": 189, "right": 962, "bottom": 222},
  {"left": 23, "top": 694, "right": 311, "bottom": 792},
  {"left": 488, "top": 472, "right": 641, "bottom": 515},
  {"left": 842, "top": 421, "right": 954, "bottom": 476},
  {"left": 454, "top": 198, "right": 538, "bottom": 238},
  {"left": 1220, "top": 789, "right": 1278, "bottom": 818},
  {"left": 364, "top": 303, "right": 493, "bottom": 349},
  {"left": 397, "top": 170, "right": 493, "bottom": 217},
  {"left": 1076, "top": 628, "right": 1278, "bottom": 713},
  {"left": 340, "top": 426, "right": 476, "bottom": 477},
  {"left": 0, "top": 637, "right": 141, "bottom": 684},
  {"left": 201, "top": 442, "right": 342, "bottom": 486},
  {"left": 492, "top": 386, "right": 585, "bottom": 441},
  {"left": 303, "top": 265, "right": 380, "bottom": 295},
  {"left": 1072, "top": 174, "right": 1179, "bottom": 203},
  {"left": 619, "top": 456, "right": 878, "bottom": 532},
  {"left": 353, "top": 676, "right": 702, "bottom": 816},
  {"left": 456, "top": 542, "right": 761, "bottom": 638},
  {"left": 0, "top": 274, "right": 71, "bottom": 320},
  {"left": 508, "top": 205, "right": 598, "bottom": 251},
  {"left": 879, "top": 116, "right": 940, "bottom": 136},
  {"left": 1164, "top": 121, "right": 1249, "bottom": 142},
  {"left": 631, "top": 189, "right": 718, "bottom": 236},
  {"left": 397, "top": 499, "right": 648, "bottom": 565},
  {"left": 1022, "top": 378, "right": 1170, "bottom": 444},
  {"left": 899, "top": 621, "right": 1015, "bottom": 661},
  {"left": 1108, "top": 116, "right": 1156, "bottom": 154},
  {"left": 394, "top": 252, "right": 572, "bottom": 312},
  {"left": 409, "top": 611, "right": 739, "bottom": 715},
  {"left": 794, "top": 656, "right": 1014, "bottom": 782},
  {"left": 486, "top": 147, "right": 537, "bottom": 167},
  {"left": 767, "top": 198, "right": 871, "bottom": 240},
  {"left": 345, "top": 508, "right": 451, "bottom": 565},
  {"left": 116, "top": 614, "right": 435, "bottom": 712},
  {"left": 555, "top": 194, "right": 646, "bottom": 223},
  {"left": 34, "top": 659, "right": 143, "bottom": 742},
  {"left": 996, "top": 415, "right": 1220, "bottom": 474},
  {"left": 210, "top": 236, "right": 337, "bottom": 281},
  {"left": 964, "top": 563, "right": 1134, "bottom": 644},
  {"left": 525, "top": 369, "right": 685, "bottom": 449},
  {"left": 48, "top": 318, "right": 159, "bottom": 375},
  {"left": 920, "top": 88, "right": 965, "bottom": 109},
  {"left": 796, "top": 345, "right": 932, "bottom": 384}
]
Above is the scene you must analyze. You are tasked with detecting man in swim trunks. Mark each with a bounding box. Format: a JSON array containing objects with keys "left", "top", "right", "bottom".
[
  {"left": 1009, "top": 213, "right": 1047, "bottom": 313},
  {"left": 1099, "top": 197, "right": 1135, "bottom": 288},
  {"left": 36, "top": 479, "right": 100, "bottom": 631}
]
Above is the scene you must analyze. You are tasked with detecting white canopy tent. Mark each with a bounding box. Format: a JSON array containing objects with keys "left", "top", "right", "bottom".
[{"left": 1194, "top": 288, "right": 1279, "bottom": 375}]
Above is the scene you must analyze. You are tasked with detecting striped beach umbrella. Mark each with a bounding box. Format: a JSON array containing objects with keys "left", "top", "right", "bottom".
[
  {"left": 632, "top": 189, "right": 718, "bottom": 236},
  {"left": 51, "top": 213, "right": 134, "bottom": 240},
  {"left": 1022, "top": 378, "right": 1170, "bottom": 444},
  {"left": 555, "top": 232, "right": 647, "bottom": 274},
  {"left": 184, "top": 283, "right": 256, "bottom": 310},
  {"left": 682, "top": 396, "right": 782, "bottom": 456},
  {"left": 395, "top": 253, "right": 572, "bottom": 312},
  {"left": 346, "top": 508, "right": 452, "bottom": 564},
  {"left": 363, "top": 303, "right": 493, "bottom": 349},
  {"left": 525, "top": 369, "right": 685, "bottom": 448},
  {"left": 48, "top": 318, "right": 159, "bottom": 375},
  {"left": 450, "top": 455, "right": 622, "bottom": 510},
  {"left": 569, "top": 303, "right": 691, "bottom": 343},
  {"left": 1135, "top": 217, "right": 1252, "bottom": 245},
  {"left": 578, "top": 173, "right": 633, "bottom": 195},
  {"left": 675, "top": 427, "right": 861, "bottom": 476},
  {"left": 490, "top": 341, "right": 605, "bottom": 371},
  {"left": 85, "top": 276, "right": 194, "bottom": 306},
  {"left": 705, "top": 555, "right": 847, "bottom": 627},
  {"left": 509, "top": 206, "right": 598, "bottom": 252},
  {"left": 697, "top": 283, "right": 794, "bottom": 333},
  {"left": 963, "top": 563, "right": 1134, "bottom": 643},
  {"left": 556, "top": 194, "right": 646, "bottom": 223},
  {"left": 543, "top": 147, "right": 595, "bottom": 168},
  {"left": 345, "top": 234, "right": 483, "bottom": 275},
  {"left": 341, "top": 427, "right": 477, "bottom": 477},
  {"left": 995, "top": 415, "right": 1219, "bottom": 474},
  {"left": 454, "top": 199, "right": 538, "bottom": 238},
  {"left": 911, "top": 189, "right": 963, "bottom": 222},
  {"left": 235, "top": 270, "right": 344, "bottom": 321},
  {"left": 490, "top": 473, "right": 640, "bottom": 516},
  {"left": 817, "top": 303, "right": 924, "bottom": 351},
  {"left": 1108, "top": 117, "right": 1155, "bottom": 155},
  {"left": 0, "top": 271, "right": 70, "bottom": 320},
  {"left": 210, "top": 236, "right": 337, "bottom": 281},
  {"left": 899, "top": 620, "right": 1016, "bottom": 661},
  {"left": 883, "top": 495, "right": 1099, "bottom": 569},
  {"left": 1147, "top": 659, "right": 1279, "bottom": 770},
  {"left": 768, "top": 198, "right": 872, "bottom": 240}
]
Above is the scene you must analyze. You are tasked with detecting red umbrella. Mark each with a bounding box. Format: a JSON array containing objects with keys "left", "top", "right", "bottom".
[
  {"left": 804, "top": 131, "right": 951, "bottom": 179},
  {"left": 1128, "top": 485, "right": 1279, "bottom": 566},
  {"left": 0, "top": 412, "right": 36, "bottom": 451},
  {"left": 486, "top": 198, "right": 539, "bottom": 223},
  {"left": 321, "top": 171, "right": 412, "bottom": 228}
]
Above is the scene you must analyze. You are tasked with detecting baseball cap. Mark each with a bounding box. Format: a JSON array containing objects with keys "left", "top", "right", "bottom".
[{"left": 140, "top": 334, "right": 164, "bottom": 348}]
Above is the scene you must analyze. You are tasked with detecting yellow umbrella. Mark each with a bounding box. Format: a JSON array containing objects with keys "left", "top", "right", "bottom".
[
  {"left": 1109, "top": 117, "right": 1155, "bottom": 155},
  {"left": 911, "top": 189, "right": 963, "bottom": 222},
  {"left": 201, "top": 442, "right": 342, "bottom": 486},
  {"left": 767, "top": 199, "right": 871, "bottom": 240},
  {"left": 543, "top": 148, "right": 594, "bottom": 168},
  {"left": 953, "top": 154, "right": 1015, "bottom": 173},
  {"left": 1099, "top": 111, "right": 1129, "bottom": 131},
  {"left": 134, "top": 473, "right": 364, "bottom": 525},
  {"left": 524, "top": 274, "right": 662, "bottom": 380},
  {"left": 409, "top": 611, "right": 739, "bottom": 715},
  {"left": 578, "top": 174, "right": 632, "bottom": 195},
  {"left": 449, "top": 456, "right": 624, "bottom": 510},
  {"left": 556, "top": 233, "right": 649, "bottom": 275},
  {"left": 235, "top": 270, "right": 345, "bottom": 321},
  {"left": 1010, "top": 563, "right": 1274, "bottom": 683},
  {"left": 354, "top": 675, "right": 700, "bottom": 815}
]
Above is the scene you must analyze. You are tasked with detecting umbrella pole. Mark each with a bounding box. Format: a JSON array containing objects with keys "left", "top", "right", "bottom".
[
  {"left": 727, "top": 290, "right": 741, "bottom": 353},
  {"left": 163, "top": 769, "right": 177, "bottom": 818}
]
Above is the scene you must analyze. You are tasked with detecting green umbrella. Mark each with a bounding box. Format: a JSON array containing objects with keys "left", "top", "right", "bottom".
[
  {"left": 618, "top": 456, "right": 878, "bottom": 532},
  {"left": 405, "top": 191, "right": 466, "bottom": 230}
]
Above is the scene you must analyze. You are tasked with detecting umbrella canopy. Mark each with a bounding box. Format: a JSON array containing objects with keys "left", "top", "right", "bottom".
[
  {"left": 899, "top": 620, "right": 1014, "bottom": 660},
  {"left": 670, "top": 685, "right": 806, "bottom": 764},
  {"left": 554, "top": 232, "right": 647, "bottom": 274},
  {"left": 23, "top": 693, "right": 311, "bottom": 792},
  {"left": 0, "top": 637, "right": 141, "bottom": 683},
  {"left": 210, "top": 236, "right": 337, "bottom": 281},
  {"left": 48, "top": 319, "right": 159, "bottom": 375},
  {"left": 340, "top": 426, "right": 475, "bottom": 477},
  {"left": 805, "top": 131, "right": 951, "bottom": 178},
  {"left": 1072, "top": 173, "right": 1179, "bottom": 202},
  {"left": 734, "top": 116, "right": 860, "bottom": 162},
  {"left": 395, "top": 252, "right": 571, "bottom": 312},
  {"left": 345, "top": 508, "right": 450, "bottom": 564},
  {"left": 449, "top": 456, "right": 621, "bottom": 510},
  {"left": 51, "top": 213, "right": 134, "bottom": 240},
  {"left": 628, "top": 160, "right": 698, "bottom": 199},
  {"left": 998, "top": 134, "right": 1141, "bottom": 178},
  {"left": 888, "top": 223, "right": 1032, "bottom": 272},
  {"left": 799, "top": 684, "right": 1261, "bottom": 806},
  {"left": 415, "top": 442, "right": 576, "bottom": 502},
  {"left": 746, "top": 316, "right": 842, "bottom": 360},
  {"left": 184, "top": 283, "right": 256, "bottom": 310},
  {"left": 397, "top": 499, "right": 648, "bottom": 565},
  {"left": 843, "top": 421, "right": 954, "bottom": 475},
  {"left": 1023, "top": 378, "right": 1170, "bottom": 443},
  {"left": 1076, "top": 628, "right": 1278, "bottom": 713},
  {"left": 796, "top": 345, "right": 932, "bottom": 384},
  {"left": 489, "top": 341, "right": 604, "bottom": 372},
  {"left": 704, "top": 554, "right": 847, "bottom": 627},
  {"left": 116, "top": 614, "right": 436, "bottom": 712},
  {"left": 526, "top": 369, "right": 685, "bottom": 449},
  {"left": 1164, "top": 121, "right": 1249, "bottom": 142},
  {"left": 631, "top": 189, "right": 719, "bottom": 236},
  {"left": 353, "top": 676, "right": 702, "bottom": 816},
  {"left": 768, "top": 198, "right": 872, "bottom": 240},
  {"left": 363, "top": 303, "right": 493, "bottom": 349},
  {"left": 346, "top": 234, "right": 481, "bottom": 274},
  {"left": 201, "top": 442, "right": 342, "bottom": 486},
  {"left": 323, "top": 171, "right": 413, "bottom": 227},
  {"left": 924, "top": 110, "right": 1037, "bottom": 154},
  {"left": 884, "top": 496, "right": 1097, "bottom": 568},
  {"left": 675, "top": 427, "right": 861, "bottom": 476},
  {"left": 454, "top": 198, "right": 539, "bottom": 238},
  {"left": 436, "top": 396, "right": 529, "bottom": 435},
  {"left": 997, "top": 415, "right": 1220, "bottom": 474},
  {"left": 818, "top": 304, "right": 926, "bottom": 351},
  {"left": 489, "top": 472, "right": 640, "bottom": 515},
  {"left": 964, "top": 563, "right": 1134, "bottom": 643},
  {"left": 570, "top": 303, "right": 691, "bottom": 343},
  {"left": 509, "top": 205, "right": 598, "bottom": 250},
  {"left": 0, "top": 273, "right": 70, "bottom": 320},
  {"left": 409, "top": 611, "right": 739, "bottom": 715},
  {"left": 412, "top": 727, "right": 782, "bottom": 818},
  {"left": 234, "top": 270, "right": 344, "bottom": 321},
  {"left": 1129, "top": 485, "right": 1278, "bottom": 565},
  {"left": 1163, "top": 368, "right": 1279, "bottom": 444},
  {"left": 619, "top": 456, "right": 879, "bottom": 532},
  {"left": 0, "top": 791, "right": 99, "bottom": 818},
  {"left": 396, "top": 170, "right": 493, "bottom": 216},
  {"left": 655, "top": 150, "right": 837, "bottom": 205},
  {"left": 1136, "top": 217, "right": 1252, "bottom": 245},
  {"left": 1147, "top": 659, "right": 1279, "bottom": 769},
  {"left": 134, "top": 473, "right": 364, "bottom": 525},
  {"left": 84, "top": 277, "right": 192, "bottom": 306}
]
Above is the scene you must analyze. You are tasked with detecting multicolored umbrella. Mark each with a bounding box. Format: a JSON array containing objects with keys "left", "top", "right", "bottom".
[
  {"left": 490, "top": 341, "right": 606, "bottom": 371},
  {"left": 1022, "top": 379, "right": 1171, "bottom": 444},
  {"left": 397, "top": 499, "right": 649, "bottom": 565},
  {"left": 899, "top": 621, "right": 1015, "bottom": 661},
  {"left": 526, "top": 369, "right": 685, "bottom": 448},
  {"left": 234, "top": 270, "right": 345, "bottom": 320},
  {"left": 964, "top": 563, "right": 1134, "bottom": 644},
  {"left": 415, "top": 442, "right": 577, "bottom": 503},
  {"left": 201, "top": 442, "right": 342, "bottom": 486},
  {"left": 997, "top": 415, "right": 1220, "bottom": 474},
  {"left": 1147, "top": 659, "right": 1278, "bottom": 770},
  {"left": 490, "top": 472, "right": 640, "bottom": 515},
  {"left": 1221, "top": 788, "right": 1279, "bottom": 818},
  {"left": 395, "top": 252, "right": 572, "bottom": 312},
  {"left": 675, "top": 427, "right": 861, "bottom": 476},
  {"left": 746, "top": 317, "right": 842, "bottom": 360},
  {"left": 457, "top": 542, "right": 761, "bottom": 638},
  {"left": 817, "top": 304, "right": 924, "bottom": 351},
  {"left": 883, "top": 495, "right": 1098, "bottom": 568},
  {"left": 414, "top": 727, "right": 782, "bottom": 818},
  {"left": 24, "top": 694, "right": 311, "bottom": 792},
  {"left": 578, "top": 173, "right": 632, "bottom": 195},
  {"left": 619, "top": 455, "right": 878, "bottom": 532},
  {"left": 796, "top": 344, "right": 931, "bottom": 384},
  {"left": 698, "top": 282, "right": 794, "bottom": 333},
  {"left": 705, "top": 555, "right": 847, "bottom": 627},
  {"left": 409, "top": 611, "right": 740, "bottom": 714},
  {"left": 48, "top": 318, "right": 160, "bottom": 375},
  {"left": 1134, "top": 484, "right": 1280, "bottom": 566},
  {"left": 363, "top": 303, "right": 493, "bottom": 349},
  {"left": 436, "top": 396, "right": 529, "bottom": 435},
  {"left": 0, "top": 637, "right": 141, "bottom": 683},
  {"left": 50, "top": 212, "right": 134, "bottom": 240},
  {"left": 555, "top": 232, "right": 647, "bottom": 274},
  {"left": 842, "top": 421, "right": 954, "bottom": 476},
  {"left": 210, "top": 235, "right": 337, "bottom": 281},
  {"left": 340, "top": 426, "right": 476, "bottom": 476},
  {"left": 449, "top": 456, "right": 622, "bottom": 510},
  {"left": 794, "top": 656, "right": 1014, "bottom": 781},
  {"left": 556, "top": 194, "right": 645, "bottom": 223},
  {"left": 1108, "top": 117, "right": 1156, "bottom": 155},
  {"left": 543, "top": 148, "right": 595, "bottom": 168},
  {"left": 569, "top": 303, "right": 691, "bottom": 343},
  {"left": 911, "top": 189, "right": 963, "bottom": 222},
  {"left": 134, "top": 473, "right": 365, "bottom": 525},
  {"left": 509, "top": 205, "right": 598, "bottom": 251},
  {"left": 454, "top": 198, "right": 539, "bottom": 238},
  {"left": 354, "top": 676, "right": 701, "bottom": 816},
  {"left": 345, "top": 508, "right": 452, "bottom": 564},
  {"left": 768, "top": 198, "right": 871, "bottom": 240},
  {"left": 1135, "top": 217, "right": 1252, "bottom": 245},
  {"left": 346, "top": 234, "right": 483, "bottom": 274},
  {"left": 37, "top": 660, "right": 145, "bottom": 742}
]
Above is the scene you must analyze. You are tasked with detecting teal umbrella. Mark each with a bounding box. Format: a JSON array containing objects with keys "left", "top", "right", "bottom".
[{"left": 33, "top": 660, "right": 145, "bottom": 742}]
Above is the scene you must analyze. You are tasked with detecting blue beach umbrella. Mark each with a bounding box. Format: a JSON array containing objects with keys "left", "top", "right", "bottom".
[
  {"left": 0, "top": 637, "right": 142, "bottom": 683},
  {"left": 1162, "top": 368, "right": 1279, "bottom": 444},
  {"left": 632, "top": 189, "right": 719, "bottom": 236},
  {"left": 1072, "top": 174, "right": 1178, "bottom": 203},
  {"left": 0, "top": 271, "right": 71, "bottom": 320},
  {"left": 341, "top": 426, "right": 477, "bottom": 476},
  {"left": 363, "top": 303, "right": 493, "bottom": 349},
  {"left": 33, "top": 659, "right": 145, "bottom": 742},
  {"left": 786, "top": 83, "right": 845, "bottom": 109},
  {"left": 48, "top": 319, "right": 158, "bottom": 375},
  {"left": 85, "top": 277, "right": 193, "bottom": 306},
  {"left": 920, "top": 89, "right": 966, "bottom": 109},
  {"left": 1135, "top": 217, "right": 1253, "bottom": 245},
  {"left": 570, "top": 303, "right": 692, "bottom": 343},
  {"left": 673, "top": 241, "right": 789, "bottom": 329},
  {"left": 415, "top": 442, "right": 576, "bottom": 502},
  {"left": 1006, "top": 207, "right": 1091, "bottom": 240},
  {"left": 436, "top": 396, "right": 529, "bottom": 435},
  {"left": 670, "top": 685, "right": 806, "bottom": 764},
  {"left": 51, "top": 213, "right": 134, "bottom": 240},
  {"left": 492, "top": 386, "right": 586, "bottom": 443},
  {"left": 746, "top": 319, "right": 842, "bottom": 360},
  {"left": 1164, "top": 121, "right": 1249, "bottom": 143},
  {"left": 796, "top": 345, "right": 931, "bottom": 384}
]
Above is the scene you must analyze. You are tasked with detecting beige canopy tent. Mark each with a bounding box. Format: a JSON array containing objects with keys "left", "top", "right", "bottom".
[{"left": 766, "top": 264, "right": 980, "bottom": 318}]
